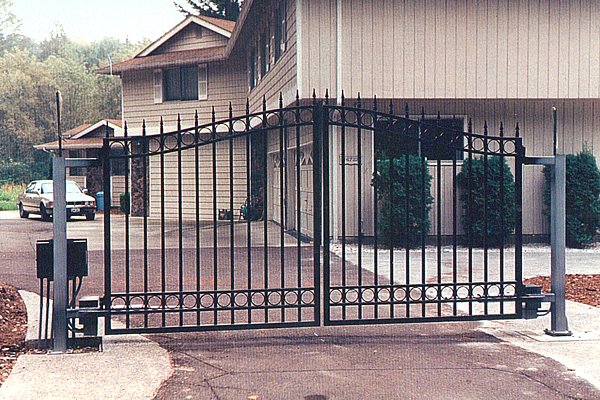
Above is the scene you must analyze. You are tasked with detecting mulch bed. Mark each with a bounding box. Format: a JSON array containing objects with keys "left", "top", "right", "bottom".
[
  {"left": 0, "top": 282, "right": 27, "bottom": 386},
  {"left": 524, "top": 274, "right": 600, "bottom": 307}
]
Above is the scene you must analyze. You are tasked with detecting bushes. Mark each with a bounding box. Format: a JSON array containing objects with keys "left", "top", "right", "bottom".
[
  {"left": 543, "top": 150, "right": 600, "bottom": 248},
  {"left": 457, "top": 156, "right": 516, "bottom": 247},
  {"left": 372, "top": 155, "right": 433, "bottom": 248},
  {"left": 0, "top": 158, "right": 51, "bottom": 185},
  {"left": 0, "top": 162, "right": 31, "bottom": 184}
]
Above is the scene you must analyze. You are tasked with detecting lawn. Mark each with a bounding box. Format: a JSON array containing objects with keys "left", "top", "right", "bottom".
[{"left": 0, "top": 182, "right": 25, "bottom": 211}]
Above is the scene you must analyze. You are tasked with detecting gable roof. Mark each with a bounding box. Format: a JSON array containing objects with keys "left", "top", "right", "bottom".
[
  {"left": 69, "top": 119, "right": 122, "bottom": 139},
  {"left": 136, "top": 15, "right": 235, "bottom": 58},
  {"left": 34, "top": 119, "right": 123, "bottom": 151},
  {"left": 96, "top": 3, "right": 260, "bottom": 76},
  {"left": 96, "top": 46, "right": 227, "bottom": 74},
  {"left": 63, "top": 123, "right": 93, "bottom": 138}
]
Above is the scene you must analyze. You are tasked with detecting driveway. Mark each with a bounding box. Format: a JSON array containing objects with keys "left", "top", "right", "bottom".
[{"left": 2, "top": 209, "right": 600, "bottom": 399}]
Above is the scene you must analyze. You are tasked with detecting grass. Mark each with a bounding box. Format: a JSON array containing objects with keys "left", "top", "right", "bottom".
[{"left": 0, "top": 182, "right": 26, "bottom": 211}]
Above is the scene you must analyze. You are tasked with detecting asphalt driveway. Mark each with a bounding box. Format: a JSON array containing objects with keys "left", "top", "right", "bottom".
[{"left": 2, "top": 209, "right": 600, "bottom": 399}]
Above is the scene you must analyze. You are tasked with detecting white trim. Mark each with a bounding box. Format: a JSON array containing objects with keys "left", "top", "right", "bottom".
[
  {"left": 198, "top": 63, "right": 208, "bottom": 100},
  {"left": 70, "top": 120, "right": 123, "bottom": 139},
  {"left": 153, "top": 69, "right": 163, "bottom": 104},
  {"left": 137, "top": 16, "right": 233, "bottom": 58},
  {"left": 336, "top": 0, "right": 342, "bottom": 103}
]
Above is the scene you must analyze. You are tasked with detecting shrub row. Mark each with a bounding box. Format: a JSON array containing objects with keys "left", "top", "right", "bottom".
[{"left": 375, "top": 150, "right": 600, "bottom": 249}]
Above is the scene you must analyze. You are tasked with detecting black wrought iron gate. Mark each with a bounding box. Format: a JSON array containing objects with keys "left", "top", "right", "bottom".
[{"left": 101, "top": 95, "right": 524, "bottom": 334}]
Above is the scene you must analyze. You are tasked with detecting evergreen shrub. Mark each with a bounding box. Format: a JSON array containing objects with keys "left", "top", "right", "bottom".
[
  {"left": 372, "top": 155, "right": 433, "bottom": 248},
  {"left": 457, "top": 156, "right": 515, "bottom": 247},
  {"left": 543, "top": 150, "right": 600, "bottom": 248}
]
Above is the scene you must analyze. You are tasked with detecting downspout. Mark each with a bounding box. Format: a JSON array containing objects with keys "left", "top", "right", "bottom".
[
  {"left": 296, "top": 0, "right": 303, "bottom": 98},
  {"left": 329, "top": 0, "right": 343, "bottom": 243}
]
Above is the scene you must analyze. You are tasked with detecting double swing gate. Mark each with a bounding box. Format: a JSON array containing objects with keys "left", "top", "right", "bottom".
[{"left": 101, "top": 95, "right": 525, "bottom": 334}]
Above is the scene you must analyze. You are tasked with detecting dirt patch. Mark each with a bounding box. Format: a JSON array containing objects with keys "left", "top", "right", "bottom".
[
  {"left": 0, "top": 282, "right": 27, "bottom": 386},
  {"left": 524, "top": 274, "right": 600, "bottom": 307}
]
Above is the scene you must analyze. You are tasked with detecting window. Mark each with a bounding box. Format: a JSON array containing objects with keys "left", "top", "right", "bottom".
[
  {"left": 279, "top": 1, "right": 287, "bottom": 56},
  {"left": 160, "top": 64, "right": 208, "bottom": 102},
  {"left": 259, "top": 32, "right": 268, "bottom": 78},
  {"left": 375, "top": 117, "right": 465, "bottom": 162},
  {"left": 249, "top": 48, "right": 257, "bottom": 89},
  {"left": 69, "top": 150, "right": 85, "bottom": 176},
  {"left": 249, "top": 1, "right": 287, "bottom": 90}
]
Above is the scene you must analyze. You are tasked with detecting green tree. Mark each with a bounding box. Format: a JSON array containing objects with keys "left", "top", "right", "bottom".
[
  {"left": 372, "top": 156, "right": 433, "bottom": 248},
  {"left": 174, "top": 0, "right": 243, "bottom": 21},
  {"left": 543, "top": 150, "right": 600, "bottom": 248},
  {"left": 0, "top": 33, "right": 146, "bottom": 182},
  {"left": 457, "top": 156, "right": 516, "bottom": 248}
]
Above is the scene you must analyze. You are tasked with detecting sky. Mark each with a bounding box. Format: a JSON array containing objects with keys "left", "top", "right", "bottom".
[{"left": 12, "top": 0, "right": 185, "bottom": 43}]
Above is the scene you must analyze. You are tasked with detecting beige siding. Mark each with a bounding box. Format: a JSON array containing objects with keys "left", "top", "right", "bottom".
[
  {"left": 111, "top": 176, "right": 125, "bottom": 208},
  {"left": 154, "top": 24, "right": 229, "bottom": 54},
  {"left": 121, "top": 54, "right": 247, "bottom": 135},
  {"left": 121, "top": 52, "right": 248, "bottom": 221},
  {"left": 295, "top": 0, "right": 338, "bottom": 99},
  {"left": 298, "top": 0, "right": 600, "bottom": 100},
  {"left": 148, "top": 141, "right": 247, "bottom": 220},
  {"left": 68, "top": 175, "right": 86, "bottom": 188}
]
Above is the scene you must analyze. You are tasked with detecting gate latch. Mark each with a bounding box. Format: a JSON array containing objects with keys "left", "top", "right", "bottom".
[{"left": 521, "top": 283, "right": 555, "bottom": 319}]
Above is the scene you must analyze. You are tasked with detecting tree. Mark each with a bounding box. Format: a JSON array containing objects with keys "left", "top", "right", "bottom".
[
  {"left": 174, "top": 0, "right": 243, "bottom": 21},
  {"left": 457, "top": 156, "right": 516, "bottom": 248},
  {"left": 0, "top": 0, "right": 19, "bottom": 36},
  {"left": 0, "top": 33, "right": 147, "bottom": 182},
  {"left": 543, "top": 150, "right": 600, "bottom": 248},
  {"left": 372, "top": 156, "right": 433, "bottom": 249}
]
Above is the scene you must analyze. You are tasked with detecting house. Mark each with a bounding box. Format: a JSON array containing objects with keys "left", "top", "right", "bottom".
[
  {"left": 35, "top": 119, "right": 125, "bottom": 207},
  {"left": 97, "top": 0, "right": 600, "bottom": 240}
]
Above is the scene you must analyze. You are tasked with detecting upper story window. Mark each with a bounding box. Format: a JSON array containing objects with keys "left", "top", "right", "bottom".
[
  {"left": 249, "top": 0, "right": 288, "bottom": 90},
  {"left": 249, "top": 48, "right": 257, "bottom": 89},
  {"left": 154, "top": 64, "right": 208, "bottom": 103}
]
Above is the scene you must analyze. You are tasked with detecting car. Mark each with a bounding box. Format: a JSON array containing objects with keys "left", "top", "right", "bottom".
[{"left": 17, "top": 180, "right": 97, "bottom": 221}]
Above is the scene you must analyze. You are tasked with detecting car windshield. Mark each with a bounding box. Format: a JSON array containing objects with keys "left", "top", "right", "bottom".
[{"left": 40, "top": 182, "right": 82, "bottom": 194}]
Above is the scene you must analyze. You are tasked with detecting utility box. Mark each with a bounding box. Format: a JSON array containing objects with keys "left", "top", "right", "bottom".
[{"left": 36, "top": 239, "right": 88, "bottom": 280}]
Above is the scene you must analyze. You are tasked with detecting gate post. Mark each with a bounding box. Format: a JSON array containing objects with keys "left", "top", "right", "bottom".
[
  {"left": 102, "top": 131, "right": 112, "bottom": 335},
  {"left": 546, "top": 154, "right": 571, "bottom": 336},
  {"left": 52, "top": 156, "right": 68, "bottom": 352},
  {"left": 313, "top": 100, "right": 328, "bottom": 325}
]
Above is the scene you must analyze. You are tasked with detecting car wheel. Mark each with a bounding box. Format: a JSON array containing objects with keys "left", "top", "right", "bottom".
[
  {"left": 40, "top": 203, "right": 50, "bottom": 221},
  {"left": 85, "top": 212, "right": 95, "bottom": 221},
  {"left": 18, "top": 203, "right": 29, "bottom": 218}
]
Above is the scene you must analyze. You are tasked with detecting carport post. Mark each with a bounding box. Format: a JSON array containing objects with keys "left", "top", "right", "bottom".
[
  {"left": 52, "top": 156, "right": 68, "bottom": 352},
  {"left": 546, "top": 154, "right": 571, "bottom": 336}
]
